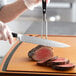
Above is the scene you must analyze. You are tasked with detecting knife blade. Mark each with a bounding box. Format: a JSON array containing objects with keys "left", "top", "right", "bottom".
[{"left": 12, "top": 33, "right": 70, "bottom": 48}]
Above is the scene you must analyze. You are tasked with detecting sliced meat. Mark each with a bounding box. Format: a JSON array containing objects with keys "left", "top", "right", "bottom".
[
  {"left": 28, "top": 45, "right": 44, "bottom": 60},
  {"left": 47, "top": 57, "right": 69, "bottom": 66},
  {"left": 37, "top": 56, "right": 58, "bottom": 66},
  {"left": 32, "top": 47, "right": 53, "bottom": 61},
  {"left": 52, "top": 63, "right": 75, "bottom": 71}
]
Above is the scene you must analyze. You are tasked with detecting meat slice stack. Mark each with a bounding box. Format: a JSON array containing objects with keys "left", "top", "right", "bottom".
[
  {"left": 37, "top": 56, "right": 58, "bottom": 66},
  {"left": 28, "top": 45, "right": 75, "bottom": 71},
  {"left": 52, "top": 63, "right": 75, "bottom": 71},
  {"left": 46, "top": 57, "right": 69, "bottom": 67}
]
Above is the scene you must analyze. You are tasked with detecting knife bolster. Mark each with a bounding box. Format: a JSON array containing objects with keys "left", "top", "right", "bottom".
[{"left": 12, "top": 33, "right": 17, "bottom": 37}]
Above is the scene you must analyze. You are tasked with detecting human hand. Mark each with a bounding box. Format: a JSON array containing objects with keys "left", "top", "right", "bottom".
[
  {"left": 0, "top": 21, "right": 13, "bottom": 44},
  {"left": 27, "top": 0, "right": 50, "bottom": 4},
  {"left": 24, "top": 0, "right": 42, "bottom": 10},
  {"left": 24, "top": 0, "right": 50, "bottom": 10}
]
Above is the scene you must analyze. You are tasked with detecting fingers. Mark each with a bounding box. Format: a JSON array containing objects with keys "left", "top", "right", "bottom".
[
  {"left": 2, "top": 25, "right": 8, "bottom": 41},
  {"left": 24, "top": 0, "right": 42, "bottom": 10},
  {"left": 0, "top": 33, "right": 4, "bottom": 40},
  {"left": 46, "top": 0, "right": 50, "bottom": 4},
  {"left": 7, "top": 30, "right": 13, "bottom": 44},
  {"left": 6, "top": 26, "right": 13, "bottom": 44},
  {"left": 0, "top": 21, "right": 13, "bottom": 44},
  {"left": 0, "top": 24, "right": 8, "bottom": 41},
  {"left": 0, "top": 23, "right": 7, "bottom": 41}
]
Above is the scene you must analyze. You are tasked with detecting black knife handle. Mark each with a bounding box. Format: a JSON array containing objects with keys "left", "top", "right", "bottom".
[
  {"left": 42, "top": 0, "right": 46, "bottom": 14},
  {"left": 12, "top": 32, "right": 17, "bottom": 37}
]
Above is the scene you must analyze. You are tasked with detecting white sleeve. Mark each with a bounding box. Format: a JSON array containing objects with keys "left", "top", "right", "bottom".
[{"left": 0, "top": 0, "right": 7, "bottom": 9}]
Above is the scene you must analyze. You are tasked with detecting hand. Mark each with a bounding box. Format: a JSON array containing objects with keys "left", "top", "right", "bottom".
[
  {"left": 46, "top": 0, "right": 50, "bottom": 4},
  {"left": 24, "top": 0, "right": 42, "bottom": 10},
  {"left": 32, "top": 0, "right": 50, "bottom": 4},
  {"left": 34, "top": 0, "right": 41, "bottom": 4},
  {"left": 0, "top": 21, "right": 13, "bottom": 44},
  {"left": 24, "top": 0, "right": 50, "bottom": 10},
  {"left": 35, "top": 0, "right": 50, "bottom": 5}
]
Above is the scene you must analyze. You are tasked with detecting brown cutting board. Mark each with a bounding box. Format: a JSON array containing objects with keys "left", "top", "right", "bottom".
[{"left": 2, "top": 35, "right": 76, "bottom": 75}]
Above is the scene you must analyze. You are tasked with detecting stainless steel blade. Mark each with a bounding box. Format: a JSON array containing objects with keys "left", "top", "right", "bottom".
[{"left": 18, "top": 34, "right": 70, "bottom": 47}]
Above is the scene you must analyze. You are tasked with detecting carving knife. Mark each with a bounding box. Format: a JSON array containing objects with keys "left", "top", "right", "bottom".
[{"left": 12, "top": 33, "right": 70, "bottom": 47}]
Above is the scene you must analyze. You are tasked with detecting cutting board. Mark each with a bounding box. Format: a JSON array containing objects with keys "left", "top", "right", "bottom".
[{"left": 1, "top": 34, "right": 76, "bottom": 75}]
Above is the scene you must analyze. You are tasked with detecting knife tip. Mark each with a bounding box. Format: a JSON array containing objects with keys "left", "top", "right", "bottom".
[
  {"left": 66, "top": 45, "right": 71, "bottom": 47},
  {"left": 63, "top": 44, "right": 71, "bottom": 48}
]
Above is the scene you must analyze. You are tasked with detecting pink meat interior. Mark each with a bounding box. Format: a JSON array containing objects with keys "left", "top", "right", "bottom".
[
  {"left": 33, "top": 47, "right": 53, "bottom": 61},
  {"left": 38, "top": 56, "right": 58, "bottom": 63},
  {"left": 37, "top": 58, "right": 50, "bottom": 63},
  {"left": 52, "top": 57, "right": 67, "bottom": 62},
  {"left": 57, "top": 63, "right": 75, "bottom": 67}
]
